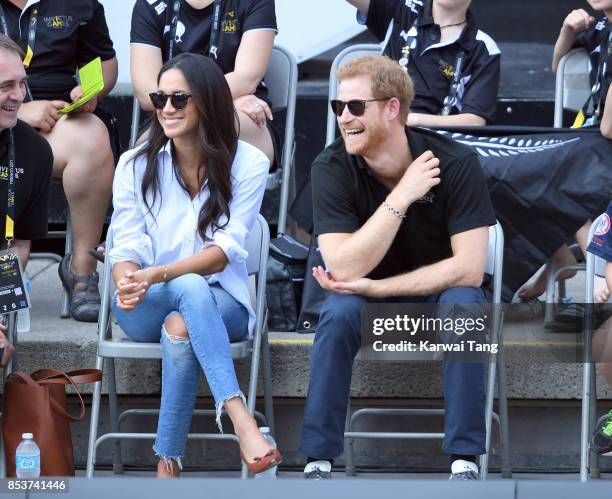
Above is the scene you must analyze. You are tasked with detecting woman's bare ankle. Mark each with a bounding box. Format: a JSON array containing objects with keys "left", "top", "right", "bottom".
[{"left": 157, "top": 458, "right": 181, "bottom": 478}]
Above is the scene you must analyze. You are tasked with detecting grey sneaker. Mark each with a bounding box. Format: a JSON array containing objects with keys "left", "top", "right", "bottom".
[
  {"left": 449, "top": 460, "right": 479, "bottom": 480},
  {"left": 304, "top": 460, "right": 332, "bottom": 479}
]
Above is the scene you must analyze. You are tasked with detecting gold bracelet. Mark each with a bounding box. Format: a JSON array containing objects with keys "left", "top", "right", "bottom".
[
  {"left": 162, "top": 265, "right": 168, "bottom": 282},
  {"left": 383, "top": 201, "right": 406, "bottom": 219}
]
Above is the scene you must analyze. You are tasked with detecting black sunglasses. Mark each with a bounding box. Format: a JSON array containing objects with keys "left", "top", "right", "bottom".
[
  {"left": 149, "top": 92, "right": 193, "bottom": 110},
  {"left": 330, "top": 98, "right": 390, "bottom": 117}
]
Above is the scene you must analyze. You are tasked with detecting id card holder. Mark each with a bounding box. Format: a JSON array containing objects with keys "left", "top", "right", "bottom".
[{"left": 0, "top": 249, "right": 31, "bottom": 314}]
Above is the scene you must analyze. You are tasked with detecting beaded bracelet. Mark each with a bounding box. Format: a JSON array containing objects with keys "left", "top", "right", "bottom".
[{"left": 383, "top": 201, "right": 406, "bottom": 219}]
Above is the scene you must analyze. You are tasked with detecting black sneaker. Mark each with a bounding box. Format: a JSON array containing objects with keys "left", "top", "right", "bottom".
[
  {"left": 449, "top": 460, "right": 479, "bottom": 480},
  {"left": 303, "top": 460, "right": 332, "bottom": 479},
  {"left": 590, "top": 410, "right": 612, "bottom": 455}
]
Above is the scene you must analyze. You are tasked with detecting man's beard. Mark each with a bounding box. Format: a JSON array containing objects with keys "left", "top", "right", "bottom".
[{"left": 343, "top": 120, "right": 386, "bottom": 157}]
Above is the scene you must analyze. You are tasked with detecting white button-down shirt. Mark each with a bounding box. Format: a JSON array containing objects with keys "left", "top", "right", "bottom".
[{"left": 109, "top": 140, "right": 269, "bottom": 336}]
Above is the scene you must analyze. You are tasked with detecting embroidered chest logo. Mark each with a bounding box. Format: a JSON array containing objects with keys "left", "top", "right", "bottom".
[
  {"left": 222, "top": 11, "right": 239, "bottom": 33},
  {"left": 416, "top": 191, "right": 436, "bottom": 204},
  {"left": 44, "top": 15, "right": 73, "bottom": 29},
  {"left": 438, "top": 59, "right": 454, "bottom": 79},
  {"left": 0, "top": 166, "right": 23, "bottom": 180}
]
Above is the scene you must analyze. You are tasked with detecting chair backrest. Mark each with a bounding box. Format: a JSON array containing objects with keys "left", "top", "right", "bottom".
[
  {"left": 326, "top": 43, "right": 382, "bottom": 146},
  {"left": 264, "top": 45, "right": 298, "bottom": 236},
  {"left": 554, "top": 48, "right": 591, "bottom": 128},
  {"left": 487, "top": 223, "right": 505, "bottom": 304},
  {"left": 586, "top": 213, "right": 609, "bottom": 303},
  {"left": 264, "top": 45, "right": 298, "bottom": 113}
]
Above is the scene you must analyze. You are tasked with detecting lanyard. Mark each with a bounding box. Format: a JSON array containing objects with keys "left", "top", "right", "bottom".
[
  {"left": 167, "top": 0, "right": 222, "bottom": 61},
  {"left": 593, "top": 29, "right": 612, "bottom": 121},
  {"left": 0, "top": 3, "right": 36, "bottom": 100},
  {"left": 573, "top": 28, "right": 612, "bottom": 128},
  {"left": 440, "top": 49, "right": 465, "bottom": 116},
  {"left": 398, "top": 16, "right": 419, "bottom": 72},
  {"left": 5, "top": 130, "right": 16, "bottom": 247}
]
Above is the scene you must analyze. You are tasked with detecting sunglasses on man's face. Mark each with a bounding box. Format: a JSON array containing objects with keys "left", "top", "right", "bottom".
[
  {"left": 149, "top": 92, "right": 193, "bottom": 110},
  {"left": 330, "top": 98, "right": 390, "bottom": 117}
]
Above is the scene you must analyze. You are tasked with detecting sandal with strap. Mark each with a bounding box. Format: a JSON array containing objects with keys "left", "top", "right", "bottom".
[{"left": 58, "top": 253, "right": 101, "bottom": 323}]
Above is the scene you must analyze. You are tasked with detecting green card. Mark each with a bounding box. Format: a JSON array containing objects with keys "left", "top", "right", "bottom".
[{"left": 59, "top": 57, "right": 105, "bottom": 115}]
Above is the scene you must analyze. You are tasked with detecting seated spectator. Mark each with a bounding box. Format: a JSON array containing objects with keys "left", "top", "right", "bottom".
[
  {"left": 299, "top": 55, "right": 496, "bottom": 480},
  {"left": 1, "top": 0, "right": 118, "bottom": 322},
  {"left": 109, "top": 53, "right": 281, "bottom": 478},
  {"left": 0, "top": 34, "right": 52, "bottom": 268},
  {"left": 0, "top": 34, "right": 52, "bottom": 369},
  {"left": 518, "top": 2, "right": 612, "bottom": 305},
  {"left": 130, "top": 0, "right": 277, "bottom": 164},
  {"left": 345, "top": 0, "right": 500, "bottom": 126},
  {"left": 585, "top": 202, "right": 612, "bottom": 454}
]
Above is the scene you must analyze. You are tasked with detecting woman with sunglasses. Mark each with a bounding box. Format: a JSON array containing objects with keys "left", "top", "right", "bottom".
[
  {"left": 130, "top": 0, "right": 277, "bottom": 164},
  {"left": 345, "top": 0, "right": 500, "bottom": 127},
  {"left": 109, "top": 53, "right": 281, "bottom": 478}
]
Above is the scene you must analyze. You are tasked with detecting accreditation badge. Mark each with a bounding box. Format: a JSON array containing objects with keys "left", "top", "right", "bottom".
[{"left": 0, "top": 249, "right": 30, "bottom": 314}]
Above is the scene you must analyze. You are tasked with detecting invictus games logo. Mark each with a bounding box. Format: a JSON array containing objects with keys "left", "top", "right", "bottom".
[
  {"left": 44, "top": 16, "right": 73, "bottom": 29},
  {"left": 222, "top": 11, "right": 239, "bottom": 33}
]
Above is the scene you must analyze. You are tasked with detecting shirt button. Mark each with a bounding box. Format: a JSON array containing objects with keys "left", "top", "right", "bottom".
[{"left": 430, "top": 34, "right": 436, "bottom": 41}]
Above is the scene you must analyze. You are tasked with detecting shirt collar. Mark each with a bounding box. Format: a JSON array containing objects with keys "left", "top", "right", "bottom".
[{"left": 419, "top": 1, "right": 477, "bottom": 52}]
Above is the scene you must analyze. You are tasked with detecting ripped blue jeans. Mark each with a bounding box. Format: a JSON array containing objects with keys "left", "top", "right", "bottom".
[{"left": 113, "top": 273, "right": 249, "bottom": 465}]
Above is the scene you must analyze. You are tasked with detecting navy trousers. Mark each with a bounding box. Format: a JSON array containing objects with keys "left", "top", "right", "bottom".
[{"left": 299, "top": 286, "right": 487, "bottom": 460}]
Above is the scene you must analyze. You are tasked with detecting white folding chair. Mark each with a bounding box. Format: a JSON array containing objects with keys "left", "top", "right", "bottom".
[
  {"left": 85, "top": 214, "right": 272, "bottom": 478},
  {"left": 544, "top": 48, "right": 591, "bottom": 324},
  {"left": 327, "top": 45, "right": 510, "bottom": 478},
  {"left": 580, "top": 212, "right": 609, "bottom": 481},
  {"left": 129, "top": 45, "right": 298, "bottom": 237}
]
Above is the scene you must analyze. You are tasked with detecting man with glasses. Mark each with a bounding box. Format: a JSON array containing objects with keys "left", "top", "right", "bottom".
[
  {"left": 300, "top": 55, "right": 496, "bottom": 480},
  {"left": 1, "top": 0, "right": 118, "bottom": 322}
]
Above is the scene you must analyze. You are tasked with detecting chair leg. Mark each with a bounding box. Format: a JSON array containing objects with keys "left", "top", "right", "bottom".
[
  {"left": 261, "top": 325, "right": 275, "bottom": 435},
  {"left": 60, "top": 215, "right": 72, "bottom": 319},
  {"left": 497, "top": 341, "right": 512, "bottom": 478},
  {"left": 344, "top": 397, "right": 356, "bottom": 477},
  {"left": 589, "top": 371, "right": 600, "bottom": 479},
  {"left": 106, "top": 358, "right": 124, "bottom": 474},
  {"left": 580, "top": 361, "right": 593, "bottom": 482},
  {"left": 86, "top": 355, "right": 105, "bottom": 478},
  {"left": 480, "top": 359, "right": 496, "bottom": 480},
  {"left": 544, "top": 258, "right": 557, "bottom": 325}
]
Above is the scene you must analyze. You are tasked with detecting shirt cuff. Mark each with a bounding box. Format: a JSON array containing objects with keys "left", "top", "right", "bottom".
[
  {"left": 204, "top": 230, "right": 248, "bottom": 264},
  {"left": 109, "top": 235, "right": 154, "bottom": 267}
]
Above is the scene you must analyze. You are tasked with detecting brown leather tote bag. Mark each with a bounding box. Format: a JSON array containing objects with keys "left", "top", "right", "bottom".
[{"left": 2, "top": 368, "right": 102, "bottom": 476}]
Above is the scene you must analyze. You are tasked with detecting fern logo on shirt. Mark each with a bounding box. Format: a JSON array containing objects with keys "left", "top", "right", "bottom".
[{"left": 44, "top": 16, "right": 73, "bottom": 29}]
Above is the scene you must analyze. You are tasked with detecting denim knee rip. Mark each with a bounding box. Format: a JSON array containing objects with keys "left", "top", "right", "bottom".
[
  {"left": 161, "top": 320, "right": 191, "bottom": 346},
  {"left": 216, "top": 392, "right": 247, "bottom": 434}
]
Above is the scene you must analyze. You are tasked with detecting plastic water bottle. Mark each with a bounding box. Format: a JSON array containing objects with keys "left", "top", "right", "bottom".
[
  {"left": 254, "top": 427, "right": 277, "bottom": 479},
  {"left": 15, "top": 433, "right": 40, "bottom": 478},
  {"left": 17, "top": 277, "right": 30, "bottom": 333}
]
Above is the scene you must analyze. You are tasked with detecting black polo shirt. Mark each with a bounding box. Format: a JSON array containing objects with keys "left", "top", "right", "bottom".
[
  {"left": 312, "top": 127, "right": 496, "bottom": 280},
  {"left": 131, "top": 0, "right": 277, "bottom": 99},
  {"left": 0, "top": 121, "right": 52, "bottom": 240},
  {"left": 0, "top": 0, "right": 116, "bottom": 102},
  {"left": 359, "top": 0, "right": 500, "bottom": 123},
  {"left": 573, "top": 17, "right": 611, "bottom": 118}
]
